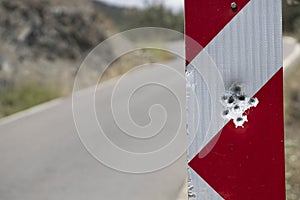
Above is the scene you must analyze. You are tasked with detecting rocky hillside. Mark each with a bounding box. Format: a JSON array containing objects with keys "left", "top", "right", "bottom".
[
  {"left": 0, "top": 0, "right": 112, "bottom": 61},
  {"left": 0, "top": 0, "right": 155, "bottom": 117},
  {"left": 0, "top": 0, "right": 116, "bottom": 92}
]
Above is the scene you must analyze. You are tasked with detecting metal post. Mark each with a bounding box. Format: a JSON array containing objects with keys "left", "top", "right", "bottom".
[{"left": 185, "top": 0, "right": 285, "bottom": 199}]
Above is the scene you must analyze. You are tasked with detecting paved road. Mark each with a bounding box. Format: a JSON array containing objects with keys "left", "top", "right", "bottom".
[
  {"left": 0, "top": 37, "right": 298, "bottom": 200},
  {"left": 0, "top": 55, "right": 187, "bottom": 200}
]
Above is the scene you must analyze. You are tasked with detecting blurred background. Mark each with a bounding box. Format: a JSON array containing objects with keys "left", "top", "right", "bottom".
[{"left": 0, "top": 0, "right": 299, "bottom": 199}]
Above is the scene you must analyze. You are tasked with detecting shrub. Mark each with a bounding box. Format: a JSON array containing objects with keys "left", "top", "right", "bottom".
[{"left": 0, "top": 83, "right": 60, "bottom": 117}]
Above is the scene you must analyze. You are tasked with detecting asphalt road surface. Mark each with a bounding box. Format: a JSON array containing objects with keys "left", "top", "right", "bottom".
[
  {"left": 0, "top": 38, "right": 298, "bottom": 200},
  {"left": 0, "top": 55, "right": 187, "bottom": 200}
]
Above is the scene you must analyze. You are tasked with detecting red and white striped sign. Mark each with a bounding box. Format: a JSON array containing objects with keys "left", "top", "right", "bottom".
[{"left": 185, "top": 0, "right": 285, "bottom": 199}]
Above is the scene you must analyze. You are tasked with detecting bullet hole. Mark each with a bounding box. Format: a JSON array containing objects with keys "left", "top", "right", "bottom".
[
  {"left": 222, "top": 95, "right": 228, "bottom": 101},
  {"left": 233, "top": 115, "right": 248, "bottom": 127},
  {"left": 233, "top": 85, "right": 242, "bottom": 94},
  {"left": 221, "top": 84, "right": 259, "bottom": 128},
  {"left": 237, "top": 117, "right": 243, "bottom": 121},
  {"left": 239, "top": 95, "right": 246, "bottom": 101},
  {"left": 249, "top": 97, "right": 259, "bottom": 107},
  {"left": 188, "top": 178, "right": 197, "bottom": 199},
  {"left": 223, "top": 110, "right": 230, "bottom": 117},
  {"left": 228, "top": 96, "right": 235, "bottom": 104}
]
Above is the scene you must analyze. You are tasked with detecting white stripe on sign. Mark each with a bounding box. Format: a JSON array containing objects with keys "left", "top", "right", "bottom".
[{"left": 188, "top": 167, "right": 224, "bottom": 200}]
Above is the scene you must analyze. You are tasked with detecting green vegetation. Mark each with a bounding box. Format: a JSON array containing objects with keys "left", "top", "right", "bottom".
[
  {"left": 144, "top": 48, "right": 175, "bottom": 61},
  {"left": 0, "top": 83, "right": 60, "bottom": 117},
  {"left": 93, "top": 1, "right": 184, "bottom": 33},
  {"left": 283, "top": 0, "right": 300, "bottom": 39},
  {"left": 93, "top": 1, "right": 184, "bottom": 49}
]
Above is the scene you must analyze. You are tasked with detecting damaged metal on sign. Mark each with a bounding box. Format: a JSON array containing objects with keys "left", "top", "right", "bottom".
[
  {"left": 221, "top": 84, "right": 259, "bottom": 128},
  {"left": 188, "top": 178, "right": 197, "bottom": 199}
]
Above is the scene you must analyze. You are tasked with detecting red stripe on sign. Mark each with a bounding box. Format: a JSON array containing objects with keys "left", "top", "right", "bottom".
[
  {"left": 188, "top": 68, "right": 285, "bottom": 200},
  {"left": 185, "top": 0, "right": 250, "bottom": 62}
]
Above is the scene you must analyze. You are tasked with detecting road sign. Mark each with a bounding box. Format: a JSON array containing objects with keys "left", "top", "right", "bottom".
[{"left": 185, "top": 0, "right": 285, "bottom": 199}]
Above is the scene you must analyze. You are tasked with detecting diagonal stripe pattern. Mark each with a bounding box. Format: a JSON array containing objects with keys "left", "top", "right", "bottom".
[
  {"left": 185, "top": 0, "right": 285, "bottom": 199},
  {"left": 185, "top": 0, "right": 250, "bottom": 62},
  {"left": 189, "top": 69, "right": 285, "bottom": 199}
]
